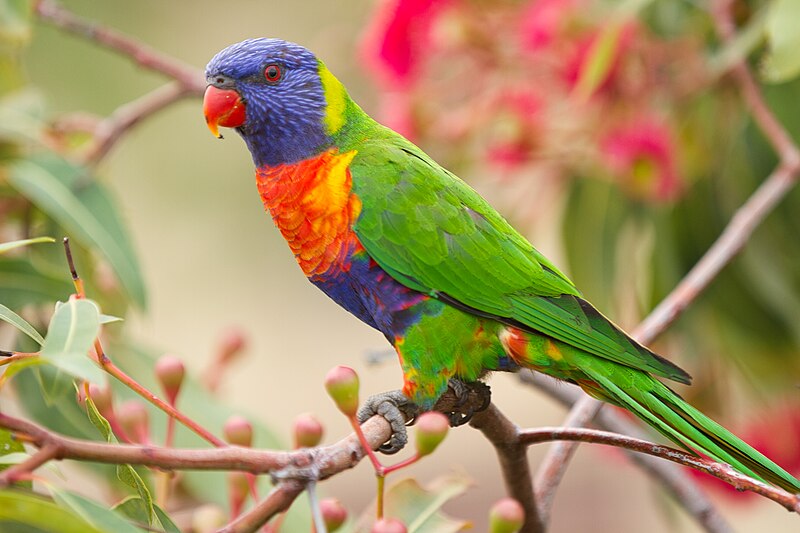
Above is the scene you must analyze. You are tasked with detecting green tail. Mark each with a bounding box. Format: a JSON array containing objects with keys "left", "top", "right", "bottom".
[{"left": 586, "top": 368, "right": 800, "bottom": 494}]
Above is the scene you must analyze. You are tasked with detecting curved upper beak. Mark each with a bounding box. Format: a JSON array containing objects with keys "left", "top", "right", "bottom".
[{"left": 203, "top": 85, "right": 246, "bottom": 138}]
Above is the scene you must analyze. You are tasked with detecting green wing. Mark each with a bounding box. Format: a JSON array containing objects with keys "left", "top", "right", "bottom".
[{"left": 349, "top": 133, "right": 690, "bottom": 384}]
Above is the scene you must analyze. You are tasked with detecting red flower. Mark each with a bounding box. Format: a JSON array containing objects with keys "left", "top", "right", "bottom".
[
  {"left": 601, "top": 117, "right": 682, "bottom": 202},
  {"left": 360, "top": 0, "right": 454, "bottom": 89},
  {"left": 519, "top": 0, "right": 579, "bottom": 52}
]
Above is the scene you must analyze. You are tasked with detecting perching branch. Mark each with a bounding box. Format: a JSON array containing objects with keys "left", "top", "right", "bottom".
[{"left": 531, "top": 0, "right": 800, "bottom": 522}]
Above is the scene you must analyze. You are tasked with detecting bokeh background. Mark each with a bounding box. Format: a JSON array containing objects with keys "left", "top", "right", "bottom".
[{"left": 2, "top": 0, "right": 800, "bottom": 531}]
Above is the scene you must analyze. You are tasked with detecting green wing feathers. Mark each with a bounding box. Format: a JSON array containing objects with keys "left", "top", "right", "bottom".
[{"left": 350, "top": 132, "right": 689, "bottom": 384}]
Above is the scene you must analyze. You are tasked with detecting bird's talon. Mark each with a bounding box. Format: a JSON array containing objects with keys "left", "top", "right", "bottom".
[{"left": 358, "top": 390, "right": 418, "bottom": 455}]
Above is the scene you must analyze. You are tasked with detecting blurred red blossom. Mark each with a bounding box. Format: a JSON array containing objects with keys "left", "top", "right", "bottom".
[{"left": 601, "top": 117, "right": 682, "bottom": 202}]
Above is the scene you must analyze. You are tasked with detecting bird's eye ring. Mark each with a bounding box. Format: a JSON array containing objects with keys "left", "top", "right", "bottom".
[{"left": 264, "top": 64, "right": 282, "bottom": 84}]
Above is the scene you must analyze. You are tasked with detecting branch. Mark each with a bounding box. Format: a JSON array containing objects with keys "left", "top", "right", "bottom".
[
  {"left": 521, "top": 426, "right": 800, "bottom": 514},
  {"left": 219, "top": 482, "right": 305, "bottom": 533},
  {"left": 83, "top": 82, "right": 193, "bottom": 166},
  {"left": 469, "top": 404, "right": 544, "bottom": 533},
  {"left": 0, "top": 410, "right": 392, "bottom": 482},
  {"left": 34, "top": 0, "right": 204, "bottom": 92}
]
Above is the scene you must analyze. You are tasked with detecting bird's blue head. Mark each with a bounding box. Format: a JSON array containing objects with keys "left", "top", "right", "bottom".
[{"left": 204, "top": 38, "right": 349, "bottom": 168}]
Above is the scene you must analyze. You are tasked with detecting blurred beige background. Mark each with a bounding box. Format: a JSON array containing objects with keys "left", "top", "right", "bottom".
[{"left": 22, "top": 1, "right": 797, "bottom": 531}]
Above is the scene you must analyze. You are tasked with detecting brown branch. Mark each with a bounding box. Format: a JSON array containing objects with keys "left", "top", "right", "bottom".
[
  {"left": 521, "top": 372, "right": 733, "bottom": 533},
  {"left": 521, "top": 426, "right": 800, "bottom": 514},
  {"left": 470, "top": 404, "right": 543, "bottom": 533},
  {"left": 218, "top": 482, "right": 305, "bottom": 533},
  {"left": 0, "top": 443, "right": 59, "bottom": 487},
  {"left": 83, "top": 82, "right": 193, "bottom": 165},
  {"left": 0, "top": 410, "right": 391, "bottom": 479},
  {"left": 34, "top": 0, "right": 204, "bottom": 92}
]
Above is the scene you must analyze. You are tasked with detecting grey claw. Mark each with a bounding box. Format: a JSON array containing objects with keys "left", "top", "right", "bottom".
[{"left": 357, "top": 390, "right": 419, "bottom": 455}]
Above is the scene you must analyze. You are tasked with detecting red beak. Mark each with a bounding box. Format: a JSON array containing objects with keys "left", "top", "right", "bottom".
[{"left": 203, "top": 85, "right": 246, "bottom": 138}]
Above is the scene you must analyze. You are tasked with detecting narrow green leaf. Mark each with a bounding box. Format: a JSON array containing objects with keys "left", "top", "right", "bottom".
[
  {"left": 0, "top": 490, "right": 106, "bottom": 533},
  {"left": 762, "top": 0, "right": 800, "bottom": 82},
  {"left": 86, "top": 396, "right": 154, "bottom": 524},
  {"left": 40, "top": 298, "right": 104, "bottom": 384},
  {"left": 51, "top": 488, "right": 143, "bottom": 533},
  {"left": 0, "top": 428, "right": 25, "bottom": 472},
  {"left": 154, "top": 504, "right": 181, "bottom": 533},
  {"left": 0, "top": 236, "right": 55, "bottom": 254},
  {"left": 8, "top": 154, "right": 147, "bottom": 308},
  {"left": 0, "top": 302, "right": 44, "bottom": 345},
  {"left": 100, "top": 313, "right": 124, "bottom": 324}
]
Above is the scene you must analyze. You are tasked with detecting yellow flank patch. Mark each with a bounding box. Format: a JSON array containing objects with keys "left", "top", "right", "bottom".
[
  {"left": 545, "top": 339, "right": 563, "bottom": 361},
  {"left": 318, "top": 61, "right": 347, "bottom": 135}
]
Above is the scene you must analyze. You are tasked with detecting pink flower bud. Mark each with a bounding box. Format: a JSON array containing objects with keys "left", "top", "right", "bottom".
[
  {"left": 489, "top": 497, "right": 524, "bottom": 533},
  {"left": 118, "top": 400, "right": 150, "bottom": 444},
  {"left": 324, "top": 366, "right": 360, "bottom": 417},
  {"left": 320, "top": 498, "right": 347, "bottom": 531},
  {"left": 293, "top": 413, "right": 324, "bottom": 448},
  {"left": 223, "top": 416, "right": 253, "bottom": 447},
  {"left": 217, "top": 327, "right": 247, "bottom": 364},
  {"left": 371, "top": 518, "right": 407, "bottom": 533},
  {"left": 414, "top": 411, "right": 449, "bottom": 457},
  {"left": 155, "top": 355, "right": 185, "bottom": 405},
  {"left": 87, "top": 383, "right": 113, "bottom": 416}
]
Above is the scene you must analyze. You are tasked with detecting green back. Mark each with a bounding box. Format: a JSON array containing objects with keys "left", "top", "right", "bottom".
[{"left": 335, "top": 108, "right": 690, "bottom": 384}]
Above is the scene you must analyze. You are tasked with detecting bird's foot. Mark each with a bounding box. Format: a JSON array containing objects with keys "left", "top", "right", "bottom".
[
  {"left": 434, "top": 379, "right": 492, "bottom": 427},
  {"left": 357, "top": 390, "right": 419, "bottom": 455}
]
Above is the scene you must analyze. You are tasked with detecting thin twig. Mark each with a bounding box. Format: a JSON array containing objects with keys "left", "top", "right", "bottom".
[
  {"left": 0, "top": 443, "right": 59, "bottom": 487},
  {"left": 521, "top": 426, "right": 800, "bottom": 513},
  {"left": 34, "top": 0, "right": 204, "bottom": 92},
  {"left": 470, "top": 404, "right": 543, "bottom": 533},
  {"left": 84, "top": 82, "right": 193, "bottom": 165}
]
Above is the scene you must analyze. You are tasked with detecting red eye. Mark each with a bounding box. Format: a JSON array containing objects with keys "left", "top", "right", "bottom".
[{"left": 264, "top": 64, "right": 282, "bottom": 83}]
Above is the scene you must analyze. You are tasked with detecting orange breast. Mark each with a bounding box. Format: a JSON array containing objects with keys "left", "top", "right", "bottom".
[{"left": 255, "top": 150, "right": 362, "bottom": 278}]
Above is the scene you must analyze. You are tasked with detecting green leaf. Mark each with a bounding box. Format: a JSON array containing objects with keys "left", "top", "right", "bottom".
[
  {"left": 356, "top": 475, "right": 471, "bottom": 532},
  {"left": 154, "top": 504, "right": 181, "bottom": 533},
  {"left": 51, "top": 488, "right": 144, "bottom": 533},
  {"left": 0, "top": 302, "right": 44, "bottom": 344},
  {"left": 762, "top": 0, "right": 800, "bottom": 82},
  {"left": 0, "top": 490, "right": 107, "bottom": 533},
  {"left": 8, "top": 154, "right": 147, "bottom": 308},
  {"left": 40, "top": 298, "right": 104, "bottom": 384},
  {"left": 0, "top": 428, "right": 25, "bottom": 472},
  {"left": 100, "top": 313, "right": 124, "bottom": 324},
  {"left": 0, "top": 257, "right": 74, "bottom": 309},
  {"left": 0, "top": 236, "right": 55, "bottom": 254},
  {"left": 85, "top": 396, "right": 154, "bottom": 524},
  {"left": 112, "top": 498, "right": 177, "bottom": 533}
]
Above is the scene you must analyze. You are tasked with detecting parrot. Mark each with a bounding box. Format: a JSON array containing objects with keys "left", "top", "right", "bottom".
[{"left": 202, "top": 38, "right": 800, "bottom": 493}]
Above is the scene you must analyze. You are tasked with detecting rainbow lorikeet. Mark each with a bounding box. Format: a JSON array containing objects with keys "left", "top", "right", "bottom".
[{"left": 202, "top": 38, "right": 800, "bottom": 492}]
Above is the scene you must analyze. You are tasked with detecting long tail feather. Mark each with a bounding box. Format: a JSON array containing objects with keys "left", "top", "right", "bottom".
[{"left": 586, "top": 369, "right": 800, "bottom": 494}]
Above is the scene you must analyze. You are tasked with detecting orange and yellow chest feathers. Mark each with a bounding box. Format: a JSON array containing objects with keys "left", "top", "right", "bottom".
[{"left": 255, "top": 150, "right": 362, "bottom": 278}]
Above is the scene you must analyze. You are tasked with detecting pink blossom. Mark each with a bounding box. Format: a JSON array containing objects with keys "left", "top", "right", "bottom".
[
  {"left": 360, "top": 0, "right": 453, "bottom": 89},
  {"left": 601, "top": 117, "right": 682, "bottom": 202},
  {"left": 520, "top": 0, "right": 578, "bottom": 52}
]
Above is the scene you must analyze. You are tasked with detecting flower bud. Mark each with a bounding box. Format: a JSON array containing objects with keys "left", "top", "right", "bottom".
[
  {"left": 320, "top": 498, "right": 347, "bottom": 531},
  {"left": 217, "top": 327, "right": 247, "bottom": 364},
  {"left": 414, "top": 411, "right": 449, "bottom": 457},
  {"left": 223, "top": 415, "right": 253, "bottom": 447},
  {"left": 371, "top": 518, "right": 407, "bottom": 533},
  {"left": 191, "top": 504, "right": 225, "bottom": 533},
  {"left": 489, "top": 497, "right": 524, "bottom": 533},
  {"left": 87, "top": 383, "right": 113, "bottom": 416},
  {"left": 155, "top": 354, "right": 185, "bottom": 405},
  {"left": 324, "top": 366, "right": 360, "bottom": 417},
  {"left": 293, "top": 413, "right": 324, "bottom": 448},
  {"left": 118, "top": 400, "right": 150, "bottom": 444}
]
